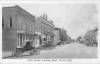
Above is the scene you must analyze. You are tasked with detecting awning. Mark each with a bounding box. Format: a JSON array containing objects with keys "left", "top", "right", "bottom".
[
  {"left": 17, "top": 31, "right": 26, "bottom": 33},
  {"left": 34, "top": 32, "right": 41, "bottom": 35},
  {"left": 17, "top": 30, "right": 34, "bottom": 35},
  {"left": 43, "top": 31, "right": 55, "bottom": 36}
]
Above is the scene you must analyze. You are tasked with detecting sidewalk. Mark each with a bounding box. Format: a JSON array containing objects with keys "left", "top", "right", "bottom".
[
  {"left": 2, "top": 51, "right": 13, "bottom": 59},
  {"left": 2, "top": 51, "right": 34, "bottom": 59}
]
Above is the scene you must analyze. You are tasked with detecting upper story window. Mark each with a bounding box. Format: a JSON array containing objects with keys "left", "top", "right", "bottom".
[
  {"left": 10, "top": 17, "right": 12, "bottom": 28},
  {"left": 2, "top": 17, "right": 4, "bottom": 28}
]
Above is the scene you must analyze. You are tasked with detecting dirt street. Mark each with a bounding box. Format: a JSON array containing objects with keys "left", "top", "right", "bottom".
[{"left": 8, "top": 43, "right": 97, "bottom": 59}]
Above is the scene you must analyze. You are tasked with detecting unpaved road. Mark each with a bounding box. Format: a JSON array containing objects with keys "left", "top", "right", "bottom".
[{"left": 8, "top": 43, "right": 97, "bottom": 59}]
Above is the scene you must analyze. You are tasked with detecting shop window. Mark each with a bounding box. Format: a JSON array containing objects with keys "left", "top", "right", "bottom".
[
  {"left": 44, "top": 38, "right": 46, "bottom": 41},
  {"left": 10, "top": 17, "right": 12, "bottom": 28},
  {"left": 17, "top": 34, "right": 20, "bottom": 46}
]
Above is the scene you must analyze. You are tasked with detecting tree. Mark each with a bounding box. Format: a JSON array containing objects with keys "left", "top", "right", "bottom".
[
  {"left": 76, "top": 36, "right": 82, "bottom": 42},
  {"left": 83, "top": 27, "right": 98, "bottom": 46}
]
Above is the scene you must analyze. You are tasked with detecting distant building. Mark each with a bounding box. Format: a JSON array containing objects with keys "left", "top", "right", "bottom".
[
  {"left": 2, "top": 5, "right": 35, "bottom": 51},
  {"left": 35, "top": 14, "right": 55, "bottom": 46},
  {"left": 54, "top": 28, "right": 61, "bottom": 45},
  {"left": 54, "top": 28, "right": 72, "bottom": 45},
  {"left": 59, "top": 28, "right": 68, "bottom": 41}
]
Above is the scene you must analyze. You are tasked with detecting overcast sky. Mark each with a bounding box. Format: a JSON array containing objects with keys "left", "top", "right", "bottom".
[
  {"left": 2, "top": 3, "right": 98, "bottom": 39},
  {"left": 1, "top": 0, "right": 96, "bottom": 1}
]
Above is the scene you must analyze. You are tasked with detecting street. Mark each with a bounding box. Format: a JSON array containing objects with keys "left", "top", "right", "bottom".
[
  {"left": 8, "top": 42, "right": 97, "bottom": 59},
  {"left": 2, "top": 4, "right": 98, "bottom": 59}
]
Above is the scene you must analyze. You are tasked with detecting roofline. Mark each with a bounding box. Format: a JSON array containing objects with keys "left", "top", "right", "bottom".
[
  {"left": 2, "top": 5, "right": 35, "bottom": 19},
  {"left": 2, "top": 6, "right": 15, "bottom": 8},
  {"left": 15, "top": 5, "right": 35, "bottom": 18},
  {"left": 39, "top": 16, "right": 55, "bottom": 26}
]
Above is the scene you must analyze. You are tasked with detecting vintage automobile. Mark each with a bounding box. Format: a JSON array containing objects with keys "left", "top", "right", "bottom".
[{"left": 12, "top": 40, "right": 40, "bottom": 56}]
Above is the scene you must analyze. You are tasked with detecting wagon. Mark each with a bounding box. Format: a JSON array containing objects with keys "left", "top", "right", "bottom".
[{"left": 12, "top": 40, "right": 40, "bottom": 57}]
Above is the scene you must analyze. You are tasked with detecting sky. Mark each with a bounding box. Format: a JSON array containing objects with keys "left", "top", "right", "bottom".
[
  {"left": 0, "top": 0, "right": 96, "bottom": 1},
  {"left": 2, "top": 3, "right": 98, "bottom": 39}
]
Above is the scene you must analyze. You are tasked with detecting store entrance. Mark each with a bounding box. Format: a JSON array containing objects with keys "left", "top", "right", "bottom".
[{"left": 17, "top": 33, "right": 25, "bottom": 48}]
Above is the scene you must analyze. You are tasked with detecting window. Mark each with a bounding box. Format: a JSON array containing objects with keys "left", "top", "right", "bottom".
[
  {"left": 2, "top": 17, "right": 4, "bottom": 28},
  {"left": 44, "top": 38, "right": 46, "bottom": 41},
  {"left": 10, "top": 17, "right": 12, "bottom": 28}
]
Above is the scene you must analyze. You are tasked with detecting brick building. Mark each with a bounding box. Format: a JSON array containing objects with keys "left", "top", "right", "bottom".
[
  {"left": 35, "top": 14, "right": 55, "bottom": 46},
  {"left": 54, "top": 28, "right": 61, "bottom": 45},
  {"left": 2, "top": 5, "right": 35, "bottom": 51},
  {"left": 54, "top": 28, "right": 72, "bottom": 45},
  {"left": 2, "top": 5, "right": 56, "bottom": 51}
]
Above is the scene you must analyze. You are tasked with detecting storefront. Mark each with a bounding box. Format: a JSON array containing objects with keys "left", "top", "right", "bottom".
[
  {"left": 17, "top": 31, "right": 34, "bottom": 48},
  {"left": 41, "top": 31, "right": 55, "bottom": 46},
  {"left": 34, "top": 32, "right": 42, "bottom": 47}
]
